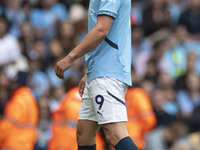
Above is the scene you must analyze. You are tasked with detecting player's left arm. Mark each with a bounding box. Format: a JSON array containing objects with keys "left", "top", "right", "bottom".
[{"left": 55, "top": 15, "right": 114, "bottom": 79}]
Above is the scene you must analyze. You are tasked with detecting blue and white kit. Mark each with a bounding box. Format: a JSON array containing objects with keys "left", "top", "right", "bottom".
[{"left": 78, "top": 0, "right": 132, "bottom": 124}]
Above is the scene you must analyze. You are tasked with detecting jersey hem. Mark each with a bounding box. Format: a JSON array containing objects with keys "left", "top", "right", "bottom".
[{"left": 86, "top": 73, "right": 132, "bottom": 86}]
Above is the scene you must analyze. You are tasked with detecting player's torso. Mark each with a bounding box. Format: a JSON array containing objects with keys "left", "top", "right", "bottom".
[{"left": 86, "top": 0, "right": 132, "bottom": 86}]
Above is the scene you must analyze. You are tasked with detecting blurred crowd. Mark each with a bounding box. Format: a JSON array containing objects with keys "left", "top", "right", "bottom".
[{"left": 0, "top": 0, "right": 200, "bottom": 150}]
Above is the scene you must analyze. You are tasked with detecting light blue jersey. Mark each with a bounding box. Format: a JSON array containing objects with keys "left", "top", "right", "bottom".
[{"left": 86, "top": 0, "right": 132, "bottom": 86}]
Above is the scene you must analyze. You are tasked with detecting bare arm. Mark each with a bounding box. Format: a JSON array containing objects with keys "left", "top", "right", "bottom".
[{"left": 55, "top": 15, "right": 114, "bottom": 79}]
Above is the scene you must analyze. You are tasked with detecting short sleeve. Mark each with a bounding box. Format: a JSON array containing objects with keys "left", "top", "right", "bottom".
[{"left": 97, "top": 0, "right": 120, "bottom": 19}]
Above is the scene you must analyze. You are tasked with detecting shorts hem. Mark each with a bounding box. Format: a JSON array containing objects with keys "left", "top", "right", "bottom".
[
  {"left": 78, "top": 118, "right": 97, "bottom": 122},
  {"left": 98, "top": 119, "right": 128, "bottom": 125},
  {"left": 78, "top": 118, "right": 127, "bottom": 125}
]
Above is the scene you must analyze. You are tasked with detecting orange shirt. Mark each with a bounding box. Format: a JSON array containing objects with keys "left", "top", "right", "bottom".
[
  {"left": 0, "top": 87, "right": 39, "bottom": 150},
  {"left": 48, "top": 87, "right": 105, "bottom": 150},
  {"left": 125, "top": 88, "right": 157, "bottom": 149}
]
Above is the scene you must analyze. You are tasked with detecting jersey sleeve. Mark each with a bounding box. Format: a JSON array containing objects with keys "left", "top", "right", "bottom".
[{"left": 97, "top": 0, "right": 120, "bottom": 19}]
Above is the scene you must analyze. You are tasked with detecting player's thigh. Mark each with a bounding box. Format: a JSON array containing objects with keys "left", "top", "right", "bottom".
[
  {"left": 102, "top": 122, "right": 129, "bottom": 146},
  {"left": 77, "top": 119, "right": 101, "bottom": 145}
]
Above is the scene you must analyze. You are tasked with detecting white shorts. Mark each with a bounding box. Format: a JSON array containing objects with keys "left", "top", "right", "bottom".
[{"left": 78, "top": 77, "right": 128, "bottom": 125}]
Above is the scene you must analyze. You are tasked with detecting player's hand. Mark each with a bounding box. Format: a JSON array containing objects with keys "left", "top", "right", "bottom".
[
  {"left": 55, "top": 57, "right": 72, "bottom": 79},
  {"left": 79, "top": 74, "right": 87, "bottom": 97}
]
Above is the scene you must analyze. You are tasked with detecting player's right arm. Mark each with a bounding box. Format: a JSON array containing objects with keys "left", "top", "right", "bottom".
[{"left": 55, "top": 15, "right": 115, "bottom": 79}]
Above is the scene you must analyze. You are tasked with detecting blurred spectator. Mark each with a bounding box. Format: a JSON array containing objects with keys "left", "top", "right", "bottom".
[
  {"left": 35, "top": 96, "right": 51, "bottom": 150},
  {"left": 184, "top": 42, "right": 200, "bottom": 74},
  {"left": 151, "top": 39, "right": 168, "bottom": 64},
  {"left": 170, "top": 140, "right": 192, "bottom": 150},
  {"left": 175, "top": 51, "right": 198, "bottom": 91},
  {"left": 131, "top": 2, "right": 143, "bottom": 26},
  {"left": 28, "top": 58, "right": 50, "bottom": 99},
  {"left": 48, "top": 87, "right": 105, "bottom": 150},
  {"left": 188, "top": 105, "right": 200, "bottom": 132},
  {"left": 30, "top": 0, "right": 68, "bottom": 41},
  {"left": 162, "top": 88, "right": 178, "bottom": 116},
  {"left": 29, "top": 39, "right": 47, "bottom": 63},
  {"left": 50, "top": 20, "right": 76, "bottom": 60},
  {"left": 160, "top": 35, "right": 187, "bottom": 78},
  {"left": 141, "top": 80, "right": 155, "bottom": 96},
  {"left": 0, "top": 15, "right": 20, "bottom": 66},
  {"left": 0, "top": 15, "right": 28, "bottom": 79},
  {"left": 157, "top": 72, "right": 174, "bottom": 89},
  {"left": 19, "top": 21, "right": 35, "bottom": 58},
  {"left": 68, "top": 3, "right": 88, "bottom": 42},
  {"left": 131, "top": 25, "right": 152, "bottom": 76},
  {"left": 49, "top": 85, "right": 65, "bottom": 112},
  {"left": 143, "top": 0, "right": 171, "bottom": 36},
  {"left": 0, "top": 0, "right": 28, "bottom": 37},
  {"left": 150, "top": 89, "right": 176, "bottom": 126},
  {"left": 125, "top": 87, "right": 156, "bottom": 149},
  {"left": 144, "top": 121, "right": 188, "bottom": 150},
  {"left": 21, "top": 0, "right": 32, "bottom": 19},
  {"left": 144, "top": 59, "right": 159, "bottom": 83},
  {"left": 177, "top": 71, "right": 200, "bottom": 119},
  {"left": 48, "top": 86, "right": 81, "bottom": 150},
  {"left": 178, "top": 0, "right": 200, "bottom": 35},
  {"left": 167, "top": 0, "right": 183, "bottom": 27},
  {"left": 0, "top": 71, "right": 39, "bottom": 150}
]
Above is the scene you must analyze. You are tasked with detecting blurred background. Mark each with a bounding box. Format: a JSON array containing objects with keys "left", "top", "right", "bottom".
[{"left": 0, "top": 0, "right": 200, "bottom": 150}]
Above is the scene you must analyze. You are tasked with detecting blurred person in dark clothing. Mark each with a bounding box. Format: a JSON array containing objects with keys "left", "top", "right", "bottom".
[
  {"left": 141, "top": 80, "right": 155, "bottom": 97},
  {"left": 150, "top": 89, "right": 176, "bottom": 126},
  {"left": 175, "top": 51, "right": 198, "bottom": 91},
  {"left": 142, "top": 0, "right": 171, "bottom": 36},
  {"left": 157, "top": 72, "right": 174, "bottom": 89},
  {"left": 59, "top": 0, "right": 75, "bottom": 9},
  {"left": 151, "top": 39, "right": 168, "bottom": 63},
  {"left": 178, "top": 0, "right": 200, "bottom": 35},
  {"left": 144, "top": 59, "right": 159, "bottom": 83},
  {"left": 177, "top": 71, "right": 200, "bottom": 120},
  {"left": 188, "top": 105, "right": 200, "bottom": 133},
  {"left": 19, "top": 21, "right": 36, "bottom": 58}
]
